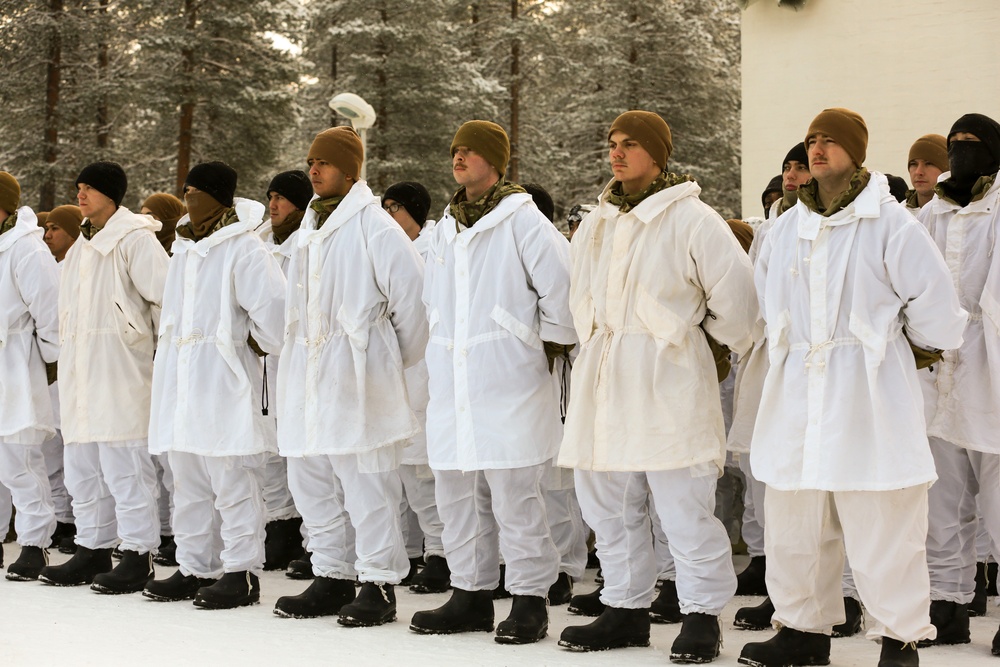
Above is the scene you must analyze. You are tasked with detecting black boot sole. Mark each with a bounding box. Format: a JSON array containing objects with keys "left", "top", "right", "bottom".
[
  {"left": 738, "top": 656, "right": 830, "bottom": 667},
  {"left": 409, "top": 581, "right": 451, "bottom": 594},
  {"left": 495, "top": 624, "right": 548, "bottom": 645},
  {"left": 143, "top": 590, "right": 198, "bottom": 602},
  {"left": 193, "top": 596, "right": 260, "bottom": 610},
  {"left": 734, "top": 618, "right": 772, "bottom": 631},
  {"left": 38, "top": 576, "right": 96, "bottom": 587},
  {"left": 670, "top": 649, "right": 721, "bottom": 664},
  {"left": 558, "top": 636, "right": 650, "bottom": 652},
  {"left": 651, "top": 610, "right": 683, "bottom": 624},
  {"left": 337, "top": 611, "right": 396, "bottom": 627},
  {"left": 6, "top": 570, "right": 42, "bottom": 582},
  {"left": 410, "top": 621, "right": 494, "bottom": 635},
  {"left": 91, "top": 581, "right": 150, "bottom": 595}
]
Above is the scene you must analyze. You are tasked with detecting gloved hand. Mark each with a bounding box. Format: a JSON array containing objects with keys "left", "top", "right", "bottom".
[
  {"left": 544, "top": 341, "right": 575, "bottom": 373},
  {"left": 906, "top": 333, "right": 943, "bottom": 370},
  {"left": 704, "top": 332, "right": 732, "bottom": 383},
  {"left": 46, "top": 361, "right": 58, "bottom": 385}
]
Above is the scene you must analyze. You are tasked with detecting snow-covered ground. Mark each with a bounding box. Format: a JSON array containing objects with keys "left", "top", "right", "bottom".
[{"left": 2, "top": 545, "right": 998, "bottom": 666}]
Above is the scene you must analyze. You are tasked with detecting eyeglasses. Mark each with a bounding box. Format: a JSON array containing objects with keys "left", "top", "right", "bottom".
[{"left": 384, "top": 203, "right": 403, "bottom": 214}]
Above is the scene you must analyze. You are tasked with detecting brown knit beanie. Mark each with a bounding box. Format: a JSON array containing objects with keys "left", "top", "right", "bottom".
[
  {"left": 608, "top": 111, "right": 673, "bottom": 169},
  {"left": 308, "top": 126, "right": 364, "bottom": 181},
  {"left": 451, "top": 121, "right": 510, "bottom": 176},
  {"left": 0, "top": 172, "right": 21, "bottom": 216},
  {"left": 908, "top": 134, "right": 949, "bottom": 172},
  {"left": 47, "top": 205, "right": 83, "bottom": 240},
  {"left": 805, "top": 108, "right": 868, "bottom": 168},
  {"left": 36, "top": 212, "right": 49, "bottom": 227}
]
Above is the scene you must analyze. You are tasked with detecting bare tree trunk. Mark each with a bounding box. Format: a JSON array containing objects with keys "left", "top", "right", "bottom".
[
  {"left": 175, "top": 0, "right": 197, "bottom": 196},
  {"left": 328, "top": 42, "right": 338, "bottom": 127},
  {"left": 96, "top": 0, "right": 110, "bottom": 149},
  {"left": 374, "top": 3, "right": 389, "bottom": 190},
  {"left": 39, "top": 0, "right": 63, "bottom": 211},
  {"left": 508, "top": 0, "right": 519, "bottom": 182}
]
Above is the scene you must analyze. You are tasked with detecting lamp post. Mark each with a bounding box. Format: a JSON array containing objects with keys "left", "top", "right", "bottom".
[{"left": 328, "top": 92, "right": 376, "bottom": 182}]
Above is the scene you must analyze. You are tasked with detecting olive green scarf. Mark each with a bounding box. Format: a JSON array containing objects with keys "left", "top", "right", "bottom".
[
  {"left": 310, "top": 195, "right": 345, "bottom": 230},
  {"left": 0, "top": 210, "right": 18, "bottom": 237},
  {"left": 272, "top": 209, "right": 305, "bottom": 245},
  {"left": 449, "top": 179, "right": 526, "bottom": 230},
  {"left": 798, "top": 168, "right": 871, "bottom": 217},
  {"left": 607, "top": 171, "right": 695, "bottom": 213},
  {"left": 936, "top": 174, "right": 996, "bottom": 208},
  {"left": 176, "top": 207, "right": 239, "bottom": 241}
]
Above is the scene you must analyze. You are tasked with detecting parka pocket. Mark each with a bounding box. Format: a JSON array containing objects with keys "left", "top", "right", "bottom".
[
  {"left": 635, "top": 288, "right": 687, "bottom": 346},
  {"left": 113, "top": 299, "right": 149, "bottom": 347},
  {"left": 764, "top": 309, "right": 792, "bottom": 366},
  {"left": 848, "top": 312, "right": 887, "bottom": 368},
  {"left": 490, "top": 305, "right": 543, "bottom": 350}
]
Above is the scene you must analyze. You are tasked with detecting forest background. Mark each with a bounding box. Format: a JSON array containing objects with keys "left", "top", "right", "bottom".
[{"left": 0, "top": 0, "right": 741, "bottom": 222}]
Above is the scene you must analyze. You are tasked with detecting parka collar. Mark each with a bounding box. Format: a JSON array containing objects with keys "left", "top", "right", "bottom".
[
  {"left": 297, "top": 180, "right": 377, "bottom": 247},
  {"left": 86, "top": 206, "right": 161, "bottom": 256},
  {"left": 597, "top": 177, "right": 702, "bottom": 224},
  {"left": 796, "top": 171, "right": 891, "bottom": 241},
  {"left": 0, "top": 206, "right": 41, "bottom": 253},
  {"left": 171, "top": 198, "right": 265, "bottom": 257},
  {"left": 440, "top": 192, "right": 533, "bottom": 244}
]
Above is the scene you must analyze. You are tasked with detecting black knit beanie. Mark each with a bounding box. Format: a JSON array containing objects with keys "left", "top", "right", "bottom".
[
  {"left": 782, "top": 143, "right": 809, "bottom": 170},
  {"left": 75, "top": 161, "right": 128, "bottom": 207},
  {"left": 382, "top": 181, "right": 432, "bottom": 226},
  {"left": 761, "top": 174, "right": 783, "bottom": 211},
  {"left": 948, "top": 113, "right": 1000, "bottom": 164},
  {"left": 267, "top": 170, "right": 313, "bottom": 211},
  {"left": 522, "top": 182, "right": 555, "bottom": 222},
  {"left": 185, "top": 161, "right": 238, "bottom": 208}
]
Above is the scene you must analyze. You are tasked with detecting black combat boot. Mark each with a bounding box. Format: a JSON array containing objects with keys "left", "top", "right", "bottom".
[
  {"left": 410, "top": 588, "right": 495, "bottom": 634},
  {"left": 338, "top": 582, "right": 396, "bottom": 627},
  {"left": 263, "top": 518, "right": 305, "bottom": 571},
  {"left": 193, "top": 571, "right": 260, "bottom": 609},
  {"left": 992, "top": 623, "right": 1000, "bottom": 656},
  {"left": 878, "top": 637, "right": 919, "bottom": 666},
  {"left": 152, "top": 534, "right": 177, "bottom": 567},
  {"left": 670, "top": 612, "right": 722, "bottom": 664},
  {"left": 734, "top": 596, "right": 775, "bottom": 631},
  {"left": 91, "top": 550, "right": 154, "bottom": 594},
  {"left": 49, "top": 522, "right": 76, "bottom": 550},
  {"left": 738, "top": 627, "right": 831, "bottom": 666},
  {"left": 548, "top": 572, "right": 573, "bottom": 606},
  {"left": 38, "top": 546, "right": 113, "bottom": 586},
  {"left": 143, "top": 570, "right": 216, "bottom": 601},
  {"left": 567, "top": 584, "right": 605, "bottom": 617},
  {"left": 972, "top": 561, "right": 989, "bottom": 617},
  {"left": 736, "top": 556, "right": 767, "bottom": 596},
  {"left": 409, "top": 555, "right": 451, "bottom": 594},
  {"left": 6, "top": 546, "right": 48, "bottom": 581},
  {"left": 274, "top": 576, "right": 356, "bottom": 618},
  {"left": 495, "top": 595, "right": 548, "bottom": 644},
  {"left": 832, "top": 596, "right": 863, "bottom": 637},
  {"left": 651, "top": 579, "right": 682, "bottom": 624},
  {"left": 558, "top": 606, "right": 651, "bottom": 651},
  {"left": 285, "top": 551, "right": 314, "bottom": 580},
  {"left": 493, "top": 563, "right": 512, "bottom": 599},
  {"left": 917, "top": 600, "right": 970, "bottom": 646}
]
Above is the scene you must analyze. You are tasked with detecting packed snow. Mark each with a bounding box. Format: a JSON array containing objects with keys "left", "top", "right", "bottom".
[{"left": 2, "top": 547, "right": 997, "bottom": 666}]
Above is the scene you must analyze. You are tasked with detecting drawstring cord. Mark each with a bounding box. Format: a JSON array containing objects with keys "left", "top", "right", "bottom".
[
  {"left": 559, "top": 354, "right": 573, "bottom": 424},
  {"left": 261, "top": 356, "right": 269, "bottom": 416}
]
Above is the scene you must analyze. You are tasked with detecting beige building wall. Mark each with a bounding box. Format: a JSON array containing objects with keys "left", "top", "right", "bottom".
[{"left": 741, "top": 0, "right": 1000, "bottom": 218}]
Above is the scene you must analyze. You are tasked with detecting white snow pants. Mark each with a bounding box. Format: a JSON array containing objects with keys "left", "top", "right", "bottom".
[
  {"left": 545, "top": 486, "right": 588, "bottom": 580},
  {"left": 0, "top": 440, "right": 56, "bottom": 547},
  {"left": 976, "top": 500, "right": 997, "bottom": 562},
  {"left": 0, "top": 483, "right": 10, "bottom": 540},
  {"left": 764, "top": 485, "right": 935, "bottom": 643},
  {"left": 649, "top": 497, "right": 677, "bottom": 581},
  {"left": 434, "top": 463, "right": 558, "bottom": 597},
  {"left": 399, "top": 463, "right": 444, "bottom": 559},
  {"left": 738, "top": 454, "right": 766, "bottom": 558},
  {"left": 287, "top": 453, "right": 407, "bottom": 584},
  {"left": 262, "top": 452, "right": 299, "bottom": 522},
  {"left": 152, "top": 454, "right": 173, "bottom": 536},
  {"left": 926, "top": 437, "right": 1000, "bottom": 604},
  {"left": 64, "top": 441, "right": 159, "bottom": 553},
  {"left": 169, "top": 451, "right": 266, "bottom": 578},
  {"left": 576, "top": 466, "right": 736, "bottom": 614},
  {"left": 41, "top": 431, "right": 74, "bottom": 524}
]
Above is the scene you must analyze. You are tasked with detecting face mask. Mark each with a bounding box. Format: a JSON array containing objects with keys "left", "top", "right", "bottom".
[
  {"left": 184, "top": 190, "right": 227, "bottom": 238},
  {"left": 948, "top": 141, "right": 999, "bottom": 184}
]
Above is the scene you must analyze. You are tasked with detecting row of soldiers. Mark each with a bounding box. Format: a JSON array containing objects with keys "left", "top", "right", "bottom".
[{"left": 1, "top": 108, "right": 999, "bottom": 667}]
